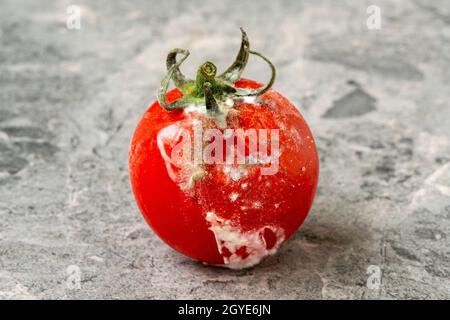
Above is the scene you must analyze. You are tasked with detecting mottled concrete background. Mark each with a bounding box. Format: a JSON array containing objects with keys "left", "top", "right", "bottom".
[{"left": 1, "top": 0, "right": 449, "bottom": 299}]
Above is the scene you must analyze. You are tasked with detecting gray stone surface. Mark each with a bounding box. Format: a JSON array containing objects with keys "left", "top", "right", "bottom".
[{"left": 0, "top": 0, "right": 449, "bottom": 299}]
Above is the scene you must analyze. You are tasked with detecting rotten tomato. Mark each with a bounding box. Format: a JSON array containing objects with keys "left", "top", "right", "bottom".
[{"left": 129, "top": 28, "right": 319, "bottom": 269}]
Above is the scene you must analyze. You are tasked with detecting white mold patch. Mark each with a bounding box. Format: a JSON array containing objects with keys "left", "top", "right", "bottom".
[
  {"left": 252, "top": 201, "right": 262, "bottom": 209},
  {"left": 243, "top": 96, "right": 257, "bottom": 104},
  {"left": 184, "top": 104, "right": 207, "bottom": 114},
  {"left": 205, "top": 211, "right": 285, "bottom": 269},
  {"left": 229, "top": 192, "right": 239, "bottom": 202},
  {"left": 223, "top": 165, "right": 248, "bottom": 182},
  {"left": 157, "top": 123, "right": 204, "bottom": 189}
]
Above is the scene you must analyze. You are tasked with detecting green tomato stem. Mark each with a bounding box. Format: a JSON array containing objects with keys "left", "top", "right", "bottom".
[{"left": 157, "top": 28, "right": 276, "bottom": 113}]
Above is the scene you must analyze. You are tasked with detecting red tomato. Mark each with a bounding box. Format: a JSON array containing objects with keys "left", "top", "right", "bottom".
[
  {"left": 129, "top": 79, "right": 318, "bottom": 269},
  {"left": 129, "top": 30, "right": 318, "bottom": 269}
]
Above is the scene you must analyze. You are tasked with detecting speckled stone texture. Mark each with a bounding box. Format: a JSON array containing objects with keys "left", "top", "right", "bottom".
[{"left": 1, "top": 0, "right": 449, "bottom": 299}]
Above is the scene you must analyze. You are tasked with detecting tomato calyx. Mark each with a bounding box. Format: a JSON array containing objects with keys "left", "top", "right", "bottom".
[{"left": 157, "top": 28, "right": 277, "bottom": 113}]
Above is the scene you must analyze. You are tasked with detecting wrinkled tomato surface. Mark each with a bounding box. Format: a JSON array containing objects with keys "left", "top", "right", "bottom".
[{"left": 129, "top": 79, "right": 319, "bottom": 269}]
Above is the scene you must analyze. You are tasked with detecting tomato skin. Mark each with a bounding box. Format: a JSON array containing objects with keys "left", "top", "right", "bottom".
[{"left": 129, "top": 79, "right": 319, "bottom": 268}]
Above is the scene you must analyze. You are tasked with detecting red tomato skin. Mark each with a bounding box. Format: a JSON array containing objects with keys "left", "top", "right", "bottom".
[{"left": 129, "top": 79, "right": 319, "bottom": 268}]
